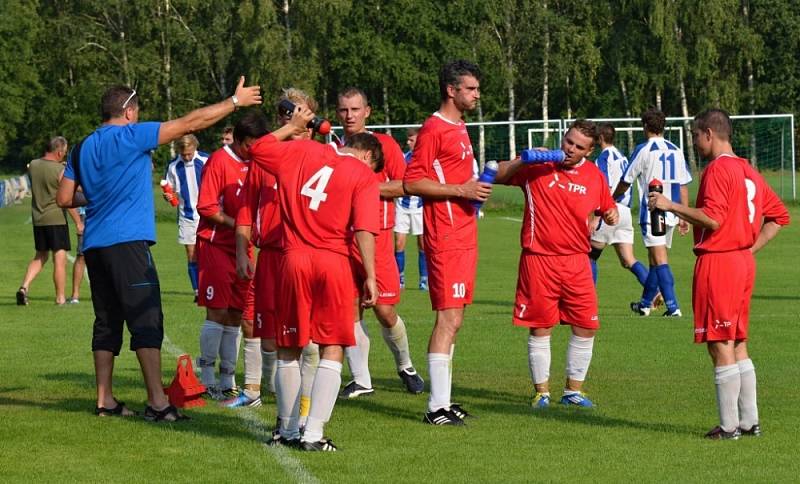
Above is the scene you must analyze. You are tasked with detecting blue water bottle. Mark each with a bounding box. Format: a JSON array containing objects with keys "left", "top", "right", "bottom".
[
  {"left": 472, "top": 160, "right": 498, "bottom": 209},
  {"left": 520, "top": 149, "right": 565, "bottom": 164}
]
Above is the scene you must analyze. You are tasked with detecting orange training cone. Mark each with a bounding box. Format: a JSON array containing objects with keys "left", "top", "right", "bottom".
[{"left": 166, "top": 354, "right": 206, "bottom": 408}]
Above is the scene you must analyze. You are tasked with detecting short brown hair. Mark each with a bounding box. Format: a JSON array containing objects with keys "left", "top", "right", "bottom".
[
  {"left": 175, "top": 134, "right": 198, "bottom": 152},
  {"left": 569, "top": 119, "right": 598, "bottom": 143},
  {"left": 642, "top": 107, "right": 666, "bottom": 135},
  {"left": 406, "top": 127, "right": 420, "bottom": 137},
  {"left": 598, "top": 123, "right": 615, "bottom": 144},
  {"left": 693, "top": 109, "right": 732, "bottom": 140},
  {"left": 345, "top": 132, "right": 384, "bottom": 173},
  {"left": 101, "top": 86, "right": 137, "bottom": 121},
  {"left": 337, "top": 87, "right": 369, "bottom": 107}
]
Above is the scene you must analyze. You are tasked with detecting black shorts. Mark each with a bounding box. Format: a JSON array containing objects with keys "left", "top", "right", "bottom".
[
  {"left": 76, "top": 215, "right": 85, "bottom": 256},
  {"left": 33, "top": 225, "right": 71, "bottom": 252},
  {"left": 85, "top": 241, "right": 163, "bottom": 355}
]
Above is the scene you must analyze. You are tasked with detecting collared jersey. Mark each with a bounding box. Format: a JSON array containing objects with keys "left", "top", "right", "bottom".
[
  {"left": 249, "top": 135, "right": 379, "bottom": 257},
  {"left": 196, "top": 145, "right": 250, "bottom": 252},
  {"left": 236, "top": 163, "right": 281, "bottom": 250},
  {"left": 506, "top": 159, "right": 616, "bottom": 256},
  {"left": 595, "top": 146, "right": 631, "bottom": 207},
  {"left": 403, "top": 112, "right": 478, "bottom": 253},
  {"left": 165, "top": 151, "right": 207, "bottom": 221},
  {"left": 397, "top": 150, "right": 423, "bottom": 211},
  {"left": 693, "top": 154, "right": 790, "bottom": 254}
]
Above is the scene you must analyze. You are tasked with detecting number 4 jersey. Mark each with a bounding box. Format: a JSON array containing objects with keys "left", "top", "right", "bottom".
[
  {"left": 693, "top": 154, "right": 789, "bottom": 254},
  {"left": 248, "top": 134, "right": 380, "bottom": 256}
]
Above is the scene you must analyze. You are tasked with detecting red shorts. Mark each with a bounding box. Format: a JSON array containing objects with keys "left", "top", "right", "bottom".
[
  {"left": 427, "top": 248, "right": 476, "bottom": 310},
  {"left": 197, "top": 239, "right": 251, "bottom": 311},
  {"left": 692, "top": 250, "right": 754, "bottom": 343},
  {"left": 276, "top": 248, "right": 357, "bottom": 348},
  {"left": 513, "top": 252, "right": 599, "bottom": 330},
  {"left": 352, "top": 229, "right": 401, "bottom": 305},
  {"left": 253, "top": 247, "right": 281, "bottom": 339}
]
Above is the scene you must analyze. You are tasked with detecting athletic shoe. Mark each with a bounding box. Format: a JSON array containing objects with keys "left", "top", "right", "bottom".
[
  {"left": 204, "top": 386, "right": 223, "bottom": 400},
  {"left": 531, "top": 392, "right": 550, "bottom": 408},
  {"left": 450, "top": 403, "right": 474, "bottom": 419},
  {"left": 339, "top": 381, "right": 374, "bottom": 399},
  {"left": 221, "top": 393, "right": 262, "bottom": 408},
  {"left": 399, "top": 273, "right": 405, "bottom": 290},
  {"left": 739, "top": 424, "right": 762, "bottom": 437},
  {"left": 705, "top": 426, "right": 741, "bottom": 440},
  {"left": 422, "top": 407, "right": 464, "bottom": 426},
  {"left": 16, "top": 287, "right": 28, "bottom": 306},
  {"left": 419, "top": 277, "right": 429, "bottom": 291},
  {"left": 398, "top": 367, "right": 424, "bottom": 394},
  {"left": 559, "top": 392, "right": 594, "bottom": 408},
  {"left": 301, "top": 438, "right": 338, "bottom": 452},
  {"left": 220, "top": 386, "right": 240, "bottom": 399},
  {"left": 663, "top": 308, "right": 683, "bottom": 317},
  {"left": 630, "top": 302, "right": 651, "bottom": 316},
  {"left": 268, "top": 435, "right": 300, "bottom": 448},
  {"left": 68, "top": 298, "right": 80, "bottom": 304}
]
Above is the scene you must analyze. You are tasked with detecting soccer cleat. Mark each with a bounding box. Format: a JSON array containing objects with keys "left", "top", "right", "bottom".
[
  {"left": 739, "top": 424, "right": 762, "bottom": 437},
  {"left": 705, "top": 426, "right": 741, "bottom": 440},
  {"left": 339, "top": 381, "right": 374, "bottom": 399},
  {"left": 630, "top": 302, "right": 651, "bottom": 316},
  {"left": 67, "top": 298, "right": 80, "bottom": 304},
  {"left": 16, "top": 287, "right": 29, "bottom": 306},
  {"left": 559, "top": 392, "right": 594, "bottom": 408},
  {"left": 398, "top": 367, "right": 424, "bottom": 394},
  {"left": 422, "top": 407, "right": 464, "bottom": 426},
  {"left": 419, "top": 277, "right": 429, "bottom": 291},
  {"left": 204, "top": 386, "right": 223, "bottom": 400},
  {"left": 531, "top": 392, "right": 551, "bottom": 408},
  {"left": 220, "top": 386, "right": 240, "bottom": 399},
  {"left": 221, "top": 393, "right": 262, "bottom": 408},
  {"left": 301, "top": 438, "right": 338, "bottom": 452},
  {"left": 663, "top": 308, "right": 682, "bottom": 317},
  {"left": 399, "top": 273, "right": 405, "bottom": 290},
  {"left": 450, "top": 403, "right": 475, "bottom": 419},
  {"left": 268, "top": 435, "right": 300, "bottom": 448}
]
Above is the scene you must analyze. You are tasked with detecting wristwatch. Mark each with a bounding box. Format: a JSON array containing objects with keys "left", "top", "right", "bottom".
[{"left": 231, "top": 95, "right": 240, "bottom": 109}]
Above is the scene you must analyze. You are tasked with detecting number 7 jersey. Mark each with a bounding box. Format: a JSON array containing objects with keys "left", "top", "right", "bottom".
[{"left": 248, "top": 134, "right": 380, "bottom": 256}]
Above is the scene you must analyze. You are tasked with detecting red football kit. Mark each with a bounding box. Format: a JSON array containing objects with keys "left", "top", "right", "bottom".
[
  {"left": 237, "top": 164, "right": 282, "bottom": 338},
  {"left": 505, "top": 159, "right": 616, "bottom": 329},
  {"left": 691, "top": 155, "right": 790, "bottom": 343},
  {"left": 404, "top": 112, "right": 478, "bottom": 310},
  {"left": 249, "top": 134, "right": 380, "bottom": 347},
  {"left": 196, "top": 145, "right": 253, "bottom": 311}
]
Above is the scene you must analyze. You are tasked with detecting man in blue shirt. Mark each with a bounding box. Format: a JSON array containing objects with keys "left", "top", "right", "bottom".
[{"left": 57, "top": 77, "right": 261, "bottom": 421}]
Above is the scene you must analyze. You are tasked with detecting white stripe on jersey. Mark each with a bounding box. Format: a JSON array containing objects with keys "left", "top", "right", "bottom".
[
  {"left": 599, "top": 146, "right": 632, "bottom": 207},
  {"left": 432, "top": 159, "right": 453, "bottom": 226},
  {"left": 166, "top": 151, "right": 207, "bottom": 222}
]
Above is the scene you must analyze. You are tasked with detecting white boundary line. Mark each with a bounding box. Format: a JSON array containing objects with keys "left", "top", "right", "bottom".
[{"left": 499, "top": 216, "right": 522, "bottom": 223}]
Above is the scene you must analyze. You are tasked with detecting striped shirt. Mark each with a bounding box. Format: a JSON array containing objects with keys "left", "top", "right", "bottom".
[
  {"left": 396, "top": 151, "right": 423, "bottom": 211},
  {"left": 595, "top": 146, "right": 632, "bottom": 207},
  {"left": 165, "top": 151, "right": 208, "bottom": 221}
]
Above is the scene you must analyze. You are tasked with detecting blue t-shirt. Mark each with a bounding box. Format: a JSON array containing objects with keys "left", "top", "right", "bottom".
[{"left": 64, "top": 122, "right": 161, "bottom": 250}]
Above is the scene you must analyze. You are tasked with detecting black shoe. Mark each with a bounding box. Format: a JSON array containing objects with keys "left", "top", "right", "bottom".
[
  {"left": 423, "top": 407, "right": 464, "bottom": 426},
  {"left": 339, "top": 380, "right": 374, "bottom": 399},
  {"left": 740, "top": 424, "right": 762, "bottom": 437},
  {"left": 398, "top": 367, "right": 424, "bottom": 394},
  {"left": 269, "top": 435, "right": 300, "bottom": 448},
  {"left": 450, "top": 403, "right": 475, "bottom": 419},
  {"left": 16, "top": 287, "right": 28, "bottom": 306},
  {"left": 704, "top": 426, "right": 741, "bottom": 440},
  {"left": 143, "top": 404, "right": 189, "bottom": 422},
  {"left": 301, "top": 438, "right": 338, "bottom": 452}
]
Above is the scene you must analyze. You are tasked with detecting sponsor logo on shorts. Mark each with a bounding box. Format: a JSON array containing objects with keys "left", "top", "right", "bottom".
[
  {"left": 695, "top": 328, "right": 707, "bottom": 334},
  {"left": 281, "top": 325, "right": 297, "bottom": 336},
  {"left": 713, "top": 319, "right": 732, "bottom": 329},
  {"left": 380, "top": 291, "right": 397, "bottom": 298},
  {"left": 590, "top": 315, "right": 598, "bottom": 321}
]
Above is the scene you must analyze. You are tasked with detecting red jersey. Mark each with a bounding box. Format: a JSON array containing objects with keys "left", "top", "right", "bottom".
[
  {"left": 196, "top": 145, "right": 250, "bottom": 252},
  {"left": 236, "top": 164, "right": 281, "bottom": 249},
  {"left": 693, "top": 154, "right": 790, "bottom": 254},
  {"left": 506, "top": 159, "right": 616, "bottom": 256},
  {"left": 403, "top": 112, "right": 477, "bottom": 253},
  {"left": 249, "top": 135, "right": 380, "bottom": 256}
]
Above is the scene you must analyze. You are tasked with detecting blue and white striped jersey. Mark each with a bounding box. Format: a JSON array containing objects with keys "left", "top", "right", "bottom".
[
  {"left": 396, "top": 150, "right": 423, "bottom": 211},
  {"left": 622, "top": 137, "right": 692, "bottom": 226},
  {"left": 165, "top": 151, "right": 208, "bottom": 222},
  {"left": 595, "top": 146, "right": 632, "bottom": 207}
]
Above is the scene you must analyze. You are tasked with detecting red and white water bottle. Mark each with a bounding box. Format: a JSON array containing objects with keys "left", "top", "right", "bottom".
[
  {"left": 648, "top": 179, "right": 666, "bottom": 236},
  {"left": 161, "top": 180, "right": 179, "bottom": 207}
]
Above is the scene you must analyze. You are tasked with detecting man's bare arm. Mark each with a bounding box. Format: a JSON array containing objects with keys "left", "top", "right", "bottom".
[
  {"left": 404, "top": 178, "right": 491, "bottom": 202},
  {"left": 380, "top": 180, "right": 404, "bottom": 198},
  {"left": 649, "top": 192, "right": 719, "bottom": 230},
  {"left": 494, "top": 159, "right": 525, "bottom": 184},
  {"left": 612, "top": 181, "right": 631, "bottom": 200},
  {"left": 751, "top": 221, "right": 782, "bottom": 254}
]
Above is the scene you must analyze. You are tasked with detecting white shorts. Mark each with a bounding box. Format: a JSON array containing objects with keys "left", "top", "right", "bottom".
[
  {"left": 178, "top": 217, "right": 198, "bottom": 245},
  {"left": 394, "top": 208, "right": 423, "bottom": 236},
  {"left": 641, "top": 222, "right": 675, "bottom": 248},
  {"left": 591, "top": 204, "right": 634, "bottom": 246}
]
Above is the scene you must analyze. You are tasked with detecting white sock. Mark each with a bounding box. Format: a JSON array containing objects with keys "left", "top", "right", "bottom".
[
  {"left": 262, "top": 350, "right": 277, "bottom": 393},
  {"left": 345, "top": 320, "right": 372, "bottom": 388},
  {"left": 243, "top": 338, "right": 262, "bottom": 394},
  {"left": 565, "top": 335, "right": 594, "bottom": 383},
  {"left": 528, "top": 335, "right": 551, "bottom": 385},
  {"left": 737, "top": 359, "right": 758, "bottom": 430},
  {"left": 219, "top": 325, "right": 241, "bottom": 390},
  {"left": 382, "top": 315, "right": 413, "bottom": 371},
  {"left": 276, "top": 359, "right": 301, "bottom": 439},
  {"left": 302, "top": 359, "right": 342, "bottom": 444},
  {"left": 427, "top": 353, "right": 451, "bottom": 412},
  {"left": 715, "top": 364, "right": 741, "bottom": 433},
  {"left": 300, "top": 343, "right": 320, "bottom": 427},
  {"left": 199, "top": 320, "right": 224, "bottom": 386},
  {"left": 448, "top": 344, "right": 455, "bottom": 394}
]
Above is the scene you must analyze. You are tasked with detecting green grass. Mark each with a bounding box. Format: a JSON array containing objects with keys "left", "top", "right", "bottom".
[{"left": 1, "top": 193, "right": 799, "bottom": 483}]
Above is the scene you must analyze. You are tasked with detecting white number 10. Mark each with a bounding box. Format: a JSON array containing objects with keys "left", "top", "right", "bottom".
[{"left": 301, "top": 166, "right": 334, "bottom": 211}]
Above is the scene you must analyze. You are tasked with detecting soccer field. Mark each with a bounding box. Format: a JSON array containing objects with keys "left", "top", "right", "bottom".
[{"left": 2, "top": 194, "right": 799, "bottom": 483}]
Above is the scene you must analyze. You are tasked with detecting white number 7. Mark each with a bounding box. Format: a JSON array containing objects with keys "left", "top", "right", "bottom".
[{"left": 300, "top": 166, "right": 334, "bottom": 211}]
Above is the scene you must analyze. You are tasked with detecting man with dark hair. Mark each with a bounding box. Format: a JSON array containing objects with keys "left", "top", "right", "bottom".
[
  {"left": 57, "top": 77, "right": 261, "bottom": 421},
  {"left": 649, "top": 108, "right": 789, "bottom": 439},
  {"left": 404, "top": 59, "right": 491, "bottom": 425},
  {"left": 495, "top": 119, "right": 618, "bottom": 409},
  {"left": 613, "top": 107, "right": 691, "bottom": 317},
  {"left": 335, "top": 87, "right": 424, "bottom": 399},
  {"left": 195, "top": 110, "right": 269, "bottom": 406},
  {"left": 248, "top": 108, "right": 381, "bottom": 451},
  {"left": 221, "top": 126, "right": 234, "bottom": 146}
]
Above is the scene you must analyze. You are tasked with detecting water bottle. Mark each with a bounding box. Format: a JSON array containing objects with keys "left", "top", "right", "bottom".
[
  {"left": 472, "top": 160, "right": 498, "bottom": 209},
  {"left": 649, "top": 179, "right": 666, "bottom": 236},
  {"left": 520, "top": 149, "right": 565, "bottom": 164},
  {"left": 160, "top": 180, "right": 179, "bottom": 207}
]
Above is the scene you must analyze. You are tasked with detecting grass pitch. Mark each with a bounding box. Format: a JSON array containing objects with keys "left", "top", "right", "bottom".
[{"left": 1, "top": 190, "right": 799, "bottom": 483}]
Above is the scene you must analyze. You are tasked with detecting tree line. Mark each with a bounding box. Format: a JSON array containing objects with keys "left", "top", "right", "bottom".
[{"left": 1, "top": 0, "right": 798, "bottom": 169}]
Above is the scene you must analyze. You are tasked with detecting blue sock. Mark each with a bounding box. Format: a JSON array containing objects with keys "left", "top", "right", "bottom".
[
  {"left": 188, "top": 261, "right": 198, "bottom": 291},
  {"left": 655, "top": 264, "right": 679, "bottom": 311},
  {"left": 395, "top": 251, "right": 405, "bottom": 274},
  {"left": 640, "top": 266, "right": 659, "bottom": 306},
  {"left": 418, "top": 251, "right": 428, "bottom": 279},
  {"left": 590, "top": 258, "right": 598, "bottom": 285},
  {"left": 629, "top": 261, "right": 649, "bottom": 287}
]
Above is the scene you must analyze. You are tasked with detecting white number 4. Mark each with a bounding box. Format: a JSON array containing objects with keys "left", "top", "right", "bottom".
[{"left": 300, "top": 166, "right": 334, "bottom": 211}]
